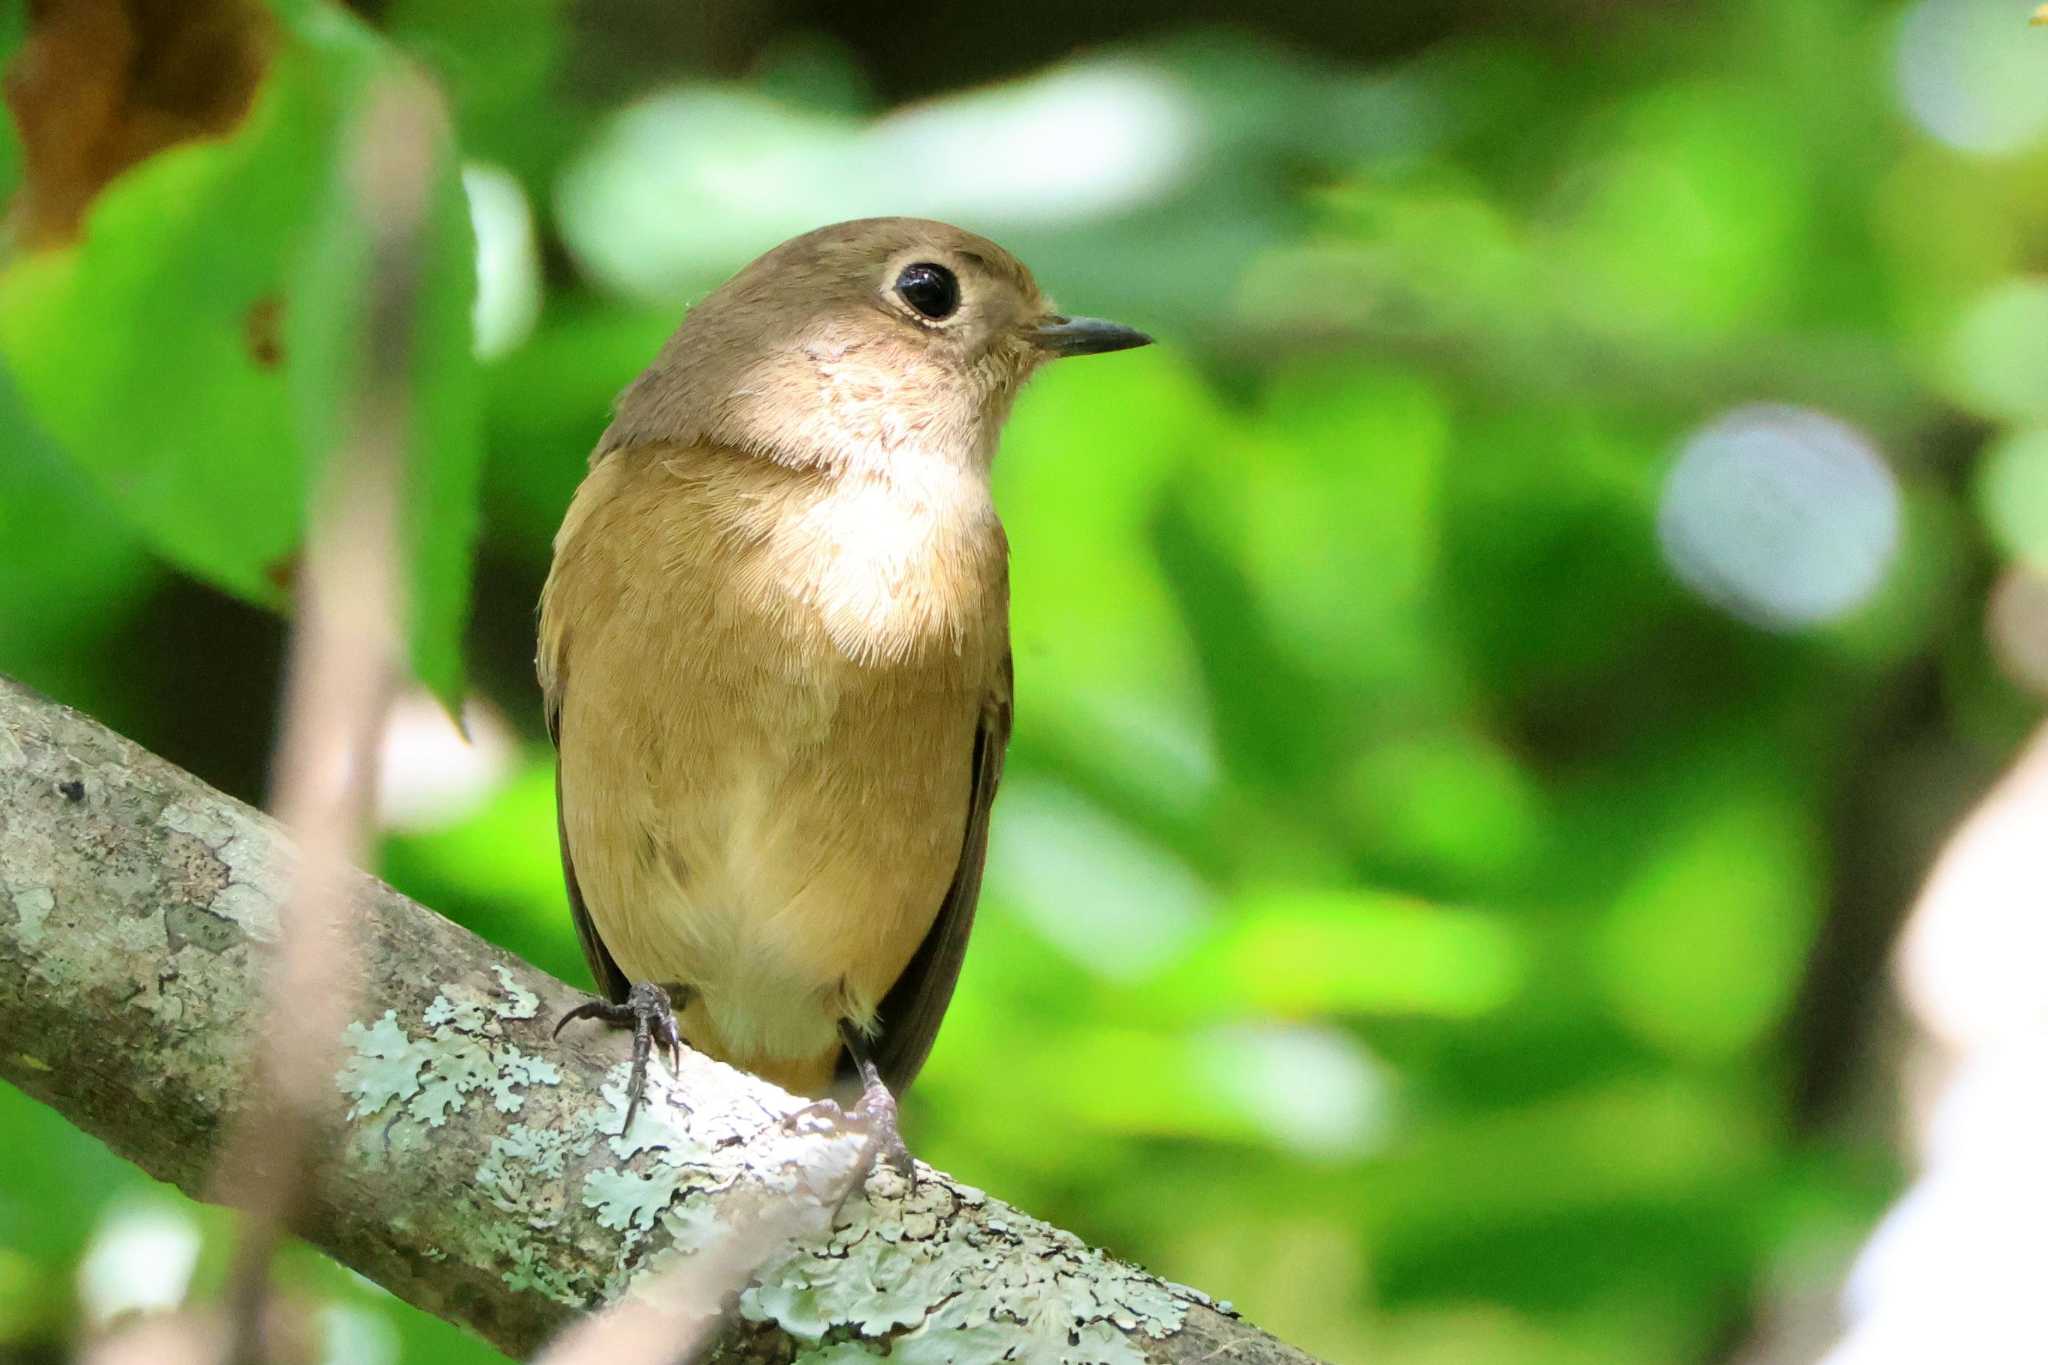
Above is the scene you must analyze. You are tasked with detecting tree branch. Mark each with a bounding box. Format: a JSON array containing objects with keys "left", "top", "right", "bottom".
[{"left": 0, "top": 675, "right": 1322, "bottom": 1365}]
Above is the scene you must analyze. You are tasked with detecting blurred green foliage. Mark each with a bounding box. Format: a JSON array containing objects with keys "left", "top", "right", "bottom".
[{"left": 2, "top": 1, "right": 2044, "bottom": 1362}]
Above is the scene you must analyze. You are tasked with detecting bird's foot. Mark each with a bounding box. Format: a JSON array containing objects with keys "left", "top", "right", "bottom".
[
  {"left": 553, "top": 980, "right": 684, "bottom": 1131},
  {"left": 779, "top": 1076, "right": 914, "bottom": 1184},
  {"left": 850, "top": 1072, "right": 915, "bottom": 1179}
]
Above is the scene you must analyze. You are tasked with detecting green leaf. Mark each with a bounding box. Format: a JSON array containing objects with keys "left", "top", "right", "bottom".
[
  {"left": 0, "top": 362, "right": 156, "bottom": 682},
  {"left": 0, "top": 5, "right": 24, "bottom": 203},
  {"left": 1151, "top": 887, "right": 1527, "bottom": 1021},
  {"left": 286, "top": 72, "right": 481, "bottom": 706},
  {"left": 1593, "top": 793, "right": 1820, "bottom": 1060},
  {"left": 0, "top": 47, "right": 339, "bottom": 606},
  {"left": 0, "top": 8, "right": 481, "bottom": 704},
  {"left": 1977, "top": 427, "right": 2048, "bottom": 568}
]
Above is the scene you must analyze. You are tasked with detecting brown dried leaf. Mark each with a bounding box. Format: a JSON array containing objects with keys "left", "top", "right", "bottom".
[{"left": 3, "top": 0, "right": 275, "bottom": 248}]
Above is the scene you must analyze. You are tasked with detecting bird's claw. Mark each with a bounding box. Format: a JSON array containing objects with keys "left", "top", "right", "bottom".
[
  {"left": 780, "top": 1079, "right": 915, "bottom": 1183},
  {"left": 553, "top": 981, "right": 684, "bottom": 1131},
  {"left": 852, "top": 1073, "right": 915, "bottom": 1179}
]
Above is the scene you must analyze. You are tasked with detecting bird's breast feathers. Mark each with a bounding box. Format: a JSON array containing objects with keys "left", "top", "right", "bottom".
[{"left": 780, "top": 458, "right": 1007, "bottom": 666}]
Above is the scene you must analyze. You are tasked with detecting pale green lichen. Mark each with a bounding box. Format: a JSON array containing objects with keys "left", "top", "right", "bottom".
[
  {"left": 482, "top": 1216, "right": 588, "bottom": 1306},
  {"left": 490, "top": 963, "right": 540, "bottom": 1020},
  {"left": 792, "top": 1344, "right": 886, "bottom": 1364},
  {"left": 477, "top": 1122, "right": 571, "bottom": 1211},
  {"left": 157, "top": 802, "right": 240, "bottom": 850},
  {"left": 155, "top": 801, "right": 288, "bottom": 945},
  {"left": 582, "top": 1165, "right": 688, "bottom": 1233},
  {"left": 11, "top": 886, "right": 53, "bottom": 948},
  {"left": 337, "top": 971, "right": 566, "bottom": 1129},
  {"left": 656, "top": 1194, "right": 722, "bottom": 1255},
  {"left": 421, "top": 995, "right": 480, "bottom": 1032},
  {"left": 487, "top": 1047, "right": 561, "bottom": 1113},
  {"left": 411, "top": 1033, "right": 498, "bottom": 1126},
  {"left": 337, "top": 1011, "right": 434, "bottom": 1120}
]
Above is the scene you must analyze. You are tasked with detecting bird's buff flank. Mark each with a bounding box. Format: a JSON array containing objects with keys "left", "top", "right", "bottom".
[{"left": 539, "top": 217, "right": 1150, "bottom": 1165}]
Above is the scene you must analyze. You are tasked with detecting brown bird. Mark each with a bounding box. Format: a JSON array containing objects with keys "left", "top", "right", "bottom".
[{"left": 540, "top": 218, "right": 1149, "bottom": 1159}]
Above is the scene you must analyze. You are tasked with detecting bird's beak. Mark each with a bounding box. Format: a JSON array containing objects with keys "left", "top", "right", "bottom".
[{"left": 1029, "top": 314, "right": 1153, "bottom": 358}]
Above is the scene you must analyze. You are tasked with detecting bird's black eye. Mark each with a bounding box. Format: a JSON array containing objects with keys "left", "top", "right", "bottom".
[{"left": 895, "top": 262, "right": 959, "bottom": 321}]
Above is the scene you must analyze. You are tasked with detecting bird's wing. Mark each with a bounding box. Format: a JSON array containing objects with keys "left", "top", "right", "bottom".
[
  {"left": 545, "top": 662, "right": 630, "bottom": 1005},
  {"left": 870, "top": 652, "right": 1014, "bottom": 1094}
]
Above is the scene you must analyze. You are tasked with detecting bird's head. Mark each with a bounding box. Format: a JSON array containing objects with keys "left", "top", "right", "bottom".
[{"left": 599, "top": 218, "right": 1151, "bottom": 473}]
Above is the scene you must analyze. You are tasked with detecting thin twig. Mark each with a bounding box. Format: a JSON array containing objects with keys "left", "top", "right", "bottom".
[
  {"left": 531, "top": 1188, "right": 830, "bottom": 1365},
  {"left": 530, "top": 1088, "right": 894, "bottom": 1365},
  {"left": 208, "top": 74, "right": 444, "bottom": 1365}
]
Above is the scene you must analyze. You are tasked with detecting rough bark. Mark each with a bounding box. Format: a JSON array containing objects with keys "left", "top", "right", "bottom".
[{"left": 0, "top": 675, "right": 1322, "bottom": 1365}]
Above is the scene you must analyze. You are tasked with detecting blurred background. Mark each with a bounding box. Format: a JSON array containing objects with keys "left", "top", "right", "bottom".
[{"left": 3, "top": 0, "right": 2046, "bottom": 1361}]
